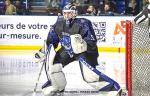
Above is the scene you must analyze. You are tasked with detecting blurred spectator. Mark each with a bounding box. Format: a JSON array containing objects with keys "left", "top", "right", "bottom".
[
  {"left": 4, "top": 0, "right": 16, "bottom": 15},
  {"left": 99, "top": 1, "right": 115, "bottom": 16},
  {"left": 72, "top": 0, "right": 86, "bottom": 5},
  {"left": 51, "top": 0, "right": 61, "bottom": 8},
  {"left": 84, "top": 0, "right": 91, "bottom": 4},
  {"left": 45, "top": 0, "right": 61, "bottom": 15},
  {"left": 126, "top": 0, "right": 139, "bottom": 16},
  {"left": 85, "top": 5, "right": 97, "bottom": 16},
  {"left": 92, "top": 0, "right": 100, "bottom": 5},
  {"left": 22, "top": 0, "right": 32, "bottom": 15},
  {"left": 72, "top": 0, "right": 80, "bottom": 6},
  {"left": 96, "top": 0, "right": 104, "bottom": 16},
  {"left": 0, "top": 0, "right": 5, "bottom": 15},
  {"left": 145, "top": 0, "right": 150, "bottom": 5},
  {"left": 45, "top": 0, "right": 50, "bottom": 8},
  {"left": 15, "top": 0, "right": 24, "bottom": 15}
]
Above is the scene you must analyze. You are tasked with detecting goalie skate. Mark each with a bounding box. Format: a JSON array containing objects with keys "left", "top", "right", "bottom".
[{"left": 42, "top": 86, "right": 64, "bottom": 96}]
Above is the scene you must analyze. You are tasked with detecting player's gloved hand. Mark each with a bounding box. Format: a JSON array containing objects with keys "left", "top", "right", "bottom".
[
  {"left": 70, "top": 34, "right": 87, "bottom": 54},
  {"left": 35, "top": 49, "right": 47, "bottom": 63},
  {"left": 35, "top": 48, "right": 45, "bottom": 59}
]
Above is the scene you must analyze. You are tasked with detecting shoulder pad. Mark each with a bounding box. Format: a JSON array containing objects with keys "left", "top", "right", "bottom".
[
  {"left": 57, "top": 16, "right": 64, "bottom": 22},
  {"left": 78, "top": 18, "right": 91, "bottom": 24}
]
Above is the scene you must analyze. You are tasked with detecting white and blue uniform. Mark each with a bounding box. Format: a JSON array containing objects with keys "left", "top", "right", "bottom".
[
  {"left": 44, "top": 16, "right": 120, "bottom": 91},
  {"left": 46, "top": 17, "right": 99, "bottom": 67},
  {"left": 36, "top": 3, "right": 121, "bottom": 96}
]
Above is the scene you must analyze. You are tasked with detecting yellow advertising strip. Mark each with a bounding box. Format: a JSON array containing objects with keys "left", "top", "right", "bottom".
[
  {"left": 0, "top": 45, "right": 125, "bottom": 53},
  {"left": 98, "top": 47, "right": 125, "bottom": 53},
  {"left": 0, "top": 45, "right": 41, "bottom": 50}
]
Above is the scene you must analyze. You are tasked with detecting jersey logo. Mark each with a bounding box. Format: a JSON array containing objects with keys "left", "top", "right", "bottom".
[
  {"left": 62, "top": 32, "right": 70, "bottom": 36},
  {"left": 60, "top": 35, "right": 74, "bottom": 57},
  {"left": 90, "top": 35, "right": 95, "bottom": 40}
]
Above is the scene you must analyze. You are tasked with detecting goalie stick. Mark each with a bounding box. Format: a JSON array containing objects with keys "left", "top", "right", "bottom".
[{"left": 32, "top": 40, "right": 48, "bottom": 96}]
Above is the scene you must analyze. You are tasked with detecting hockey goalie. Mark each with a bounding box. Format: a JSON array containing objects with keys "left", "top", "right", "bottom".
[{"left": 35, "top": 3, "right": 121, "bottom": 96}]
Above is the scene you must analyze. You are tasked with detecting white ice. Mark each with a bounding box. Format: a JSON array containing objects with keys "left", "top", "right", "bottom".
[{"left": 0, "top": 50, "right": 125, "bottom": 96}]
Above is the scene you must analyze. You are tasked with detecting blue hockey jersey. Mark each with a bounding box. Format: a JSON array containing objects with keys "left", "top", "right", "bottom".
[{"left": 46, "top": 17, "right": 98, "bottom": 55}]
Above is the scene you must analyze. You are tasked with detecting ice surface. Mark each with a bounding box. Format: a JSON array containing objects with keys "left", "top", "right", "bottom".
[{"left": 0, "top": 50, "right": 125, "bottom": 96}]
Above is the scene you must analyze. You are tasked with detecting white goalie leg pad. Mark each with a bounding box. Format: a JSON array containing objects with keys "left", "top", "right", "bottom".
[
  {"left": 43, "top": 64, "right": 66, "bottom": 96},
  {"left": 82, "top": 64, "right": 108, "bottom": 90},
  {"left": 82, "top": 64, "right": 99, "bottom": 82},
  {"left": 70, "top": 34, "right": 87, "bottom": 54},
  {"left": 42, "top": 86, "right": 58, "bottom": 96},
  {"left": 49, "top": 63, "right": 66, "bottom": 91},
  {"left": 42, "top": 45, "right": 66, "bottom": 96}
]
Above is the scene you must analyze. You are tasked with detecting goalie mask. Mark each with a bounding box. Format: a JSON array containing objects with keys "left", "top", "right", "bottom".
[{"left": 62, "top": 3, "right": 77, "bottom": 21}]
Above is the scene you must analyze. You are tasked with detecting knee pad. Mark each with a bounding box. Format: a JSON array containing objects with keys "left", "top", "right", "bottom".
[
  {"left": 49, "top": 64, "right": 63, "bottom": 73},
  {"left": 81, "top": 63, "right": 109, "bottom": 90},
  {"left": 48, "top": 63, "right": 67, "bottom": 91},
  {"left": 82, "top": 63, "right": 99, "bottom": 83}
]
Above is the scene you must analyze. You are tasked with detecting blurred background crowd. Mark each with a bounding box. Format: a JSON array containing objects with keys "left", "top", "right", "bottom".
[{"left": 0, "top": 0, "right": 148, "bottom": 16}]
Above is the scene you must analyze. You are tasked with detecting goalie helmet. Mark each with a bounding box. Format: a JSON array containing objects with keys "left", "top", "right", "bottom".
[{"left": 62, "top": 3, "right": 77, "bottom": 20}]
